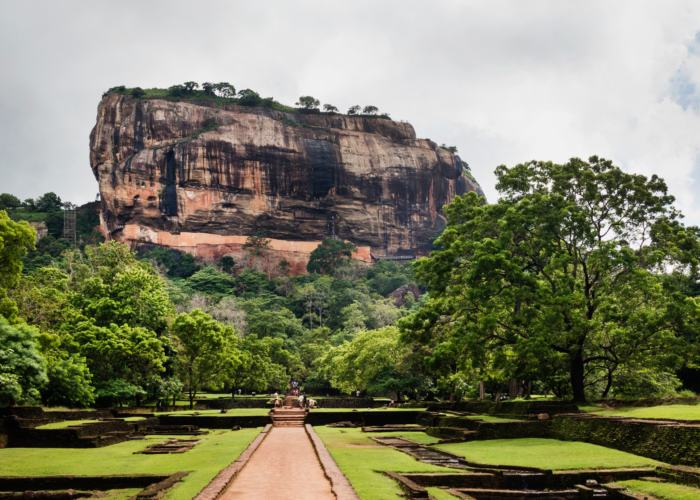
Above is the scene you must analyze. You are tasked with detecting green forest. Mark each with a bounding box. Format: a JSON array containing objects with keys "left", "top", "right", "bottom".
[{"left": 2, "top": 156, "right": 700, "bottom": 408}]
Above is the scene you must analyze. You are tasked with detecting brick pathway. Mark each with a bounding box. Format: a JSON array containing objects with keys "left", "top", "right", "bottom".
[{"left": 221, "top": 427, "right": 335, "bottom": 500}]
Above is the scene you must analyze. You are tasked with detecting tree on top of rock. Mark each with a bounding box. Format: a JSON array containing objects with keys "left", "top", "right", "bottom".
[
  {"left": 297, "top": 96, "right": 320, "bottom": 110},
  {"left": 307, "top": 238, "right": 358, "bottom": 275},
  {"left": 323, "top": 104, "right": 338, "bottom": 114},
  {"left": 347, "top": 105, "right": 361, "bottom": 115},
  {"left": 362, "top": 106, "right": 378, "bottom": 115}
]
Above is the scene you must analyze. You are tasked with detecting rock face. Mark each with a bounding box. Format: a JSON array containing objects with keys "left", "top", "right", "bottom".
[
  {"left": 90, "top": 94, "right": 480, "bottom": 267},
  {"left": 386, "top": 285, "right": 422, "bottom": 307}
]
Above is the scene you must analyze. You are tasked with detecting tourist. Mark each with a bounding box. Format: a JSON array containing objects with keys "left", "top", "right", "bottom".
[
  {"left": 389, "top": 399, "right": 394, "bottom": 408},
  {"left": 298, "top": 393, "right": 304, "bottom": 408}
]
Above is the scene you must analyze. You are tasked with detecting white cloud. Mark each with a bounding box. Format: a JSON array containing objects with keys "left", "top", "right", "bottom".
[{"left": 1, "top": 0, "right": 699, "bottom": 223}]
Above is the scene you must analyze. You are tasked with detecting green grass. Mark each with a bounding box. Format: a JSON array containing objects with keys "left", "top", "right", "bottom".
[
  {"left": 436, "top": 438, "right": 661, "bottom": 470},
  {"left": 0, "top": 428, "right": 260, "bottom": 500},
  {"left": 600, "top": 405, "right": 700, "bottom": 420},
  {"left": 316, "top": 426, "right": 465, "bottom": 500},
  {"left": 618, "top": 480, "right": 700, "bottom": 500},
  {"left": 378, "top": 431, "right": 441, "bottom": 445},
  {"left": 161, "top": 408, "right": 270, "bottom": 416},
  {"left": 577, "top": 405, "right": 608, "bottom": 413},
  {"left": 465, "top": 415, "right": 521, "bottom": 422},
  {"left": 101, "top": 489, "right": 142, "bottom": 500},
  {"left": 426, "top": 487, "right": 463, "bottom": 500},
  {"left": 6, "top": 210, "right": 47, "bottom": 223},
  {"left": 37, "top": 419, "right": 98, "bottom": 429}
]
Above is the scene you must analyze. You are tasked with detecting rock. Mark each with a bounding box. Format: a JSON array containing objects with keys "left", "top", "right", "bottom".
[
  {"left": 90, "top": 95, "right": 481, "bottom": 274},
  {"left": 538, "top": 413, "right": 549, "bottom": 420},
  {"left": 387, "top": 284, "right": 422, "bottom": 307},
  {"left": 231, "top": 426, "right": 241, "bottom": 431}
]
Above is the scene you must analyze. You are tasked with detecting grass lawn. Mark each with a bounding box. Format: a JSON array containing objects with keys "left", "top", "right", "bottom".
[
  {"left": 377, "top": 431, "right": 441, "bottom": 445},
  {"left": 436, "top": 438, "right": 661, "bottom": 470},
  {"left": 618, "top": 480, "right": 700, "bottom": 500},
  {"left": 0, "top": 428, "right": 260, "bottom": 500},
  {"left": 37, "top": 417, "right": 146, "bottom": 429},
  {"left": 600, "top": 404, "right": 700, "bottom": 420},
  {"left": 160, "top": 409, "right": 270, "bottom": 416},
  {"left": 465, "top": 415, "right": 521, "bottom": 422},
  {"left": 316, "top": 426, "right": 465, "bottom": 500},
  {"left": 426, "top": 487, "right": 462, "bottom": 499}
]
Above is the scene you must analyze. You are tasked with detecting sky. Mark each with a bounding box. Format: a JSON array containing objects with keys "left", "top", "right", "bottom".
[{"left": 1, "top": 1, "right": 700, "bottom": 222}]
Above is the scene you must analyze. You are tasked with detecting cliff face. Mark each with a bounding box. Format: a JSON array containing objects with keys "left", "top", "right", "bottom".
[{"left": 90, "top": 94, "right": 479, "bottom": 261}]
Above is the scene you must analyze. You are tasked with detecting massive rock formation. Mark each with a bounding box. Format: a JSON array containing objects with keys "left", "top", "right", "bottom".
[{"left": 90, "top": 94, "right": 481, "bottom": 272}]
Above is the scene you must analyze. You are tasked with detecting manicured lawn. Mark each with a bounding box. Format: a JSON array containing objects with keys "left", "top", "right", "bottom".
[
  {"left": 426, "top": 487, "right": 462, "bottom": 499},
  {"left": 37, "top": 417, "right": 145, "bottom": 429},
  {"left": 618, "top": 479, "right": 700, "bottom": 500},
  {"left": 601, "top": 404, "right": 700, "bottom": 420},
  {"left": 160, "top": 408, "right": 271, "bottom": 416},
  {"left": 436, "top": 438, "right": 661, "bottom": 470},
  {"left": 380, "top": 431, "right": 441, "bottom": 445},
  {"left": 37, "top": 419, "right": 98, "bottom": 429},
  {"left": 0, "top": 428, "right": 260, "bottom": 500},
  {"left": 465, "top": 415, "right": 521, "bottom": 422},
  {"left": 316, "top": 426, "right": 465, "bottom": 500}
]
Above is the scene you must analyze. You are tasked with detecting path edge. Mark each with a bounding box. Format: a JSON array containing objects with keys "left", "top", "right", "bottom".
[
  {"left": 305, "top": 424, "right": 361, "bottom": 500},
  {"left": 193, "top": 424, "right": 273, "bottom": 500}
]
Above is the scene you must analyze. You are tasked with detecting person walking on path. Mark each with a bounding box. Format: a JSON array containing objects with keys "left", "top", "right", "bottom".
[
  {"left": 274, "top": 392, "right": 279, "bottom": 408},
  {"left": 298, "top": 393, "right": 304, "bottom": 408}
]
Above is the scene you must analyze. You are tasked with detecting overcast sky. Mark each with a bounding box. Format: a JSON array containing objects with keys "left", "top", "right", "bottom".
[{"left": 2, "top": 1, "right": 700, "bottom": 223}]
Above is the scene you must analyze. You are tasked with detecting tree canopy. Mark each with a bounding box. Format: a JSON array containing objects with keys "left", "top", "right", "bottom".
[{"left": 400, "top": 156, "right": 700, "bottom": 402}]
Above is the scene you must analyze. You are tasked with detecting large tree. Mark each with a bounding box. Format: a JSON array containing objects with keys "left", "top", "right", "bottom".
[
  {"left": 401, "top": 157, "right": 700, "bottom": 402},
  {"left": 172, "top": 309, "right": 240, "bottom": 408},
  {"left": 0, "top": 210, "right": 35, "bottom": 322},
  {"left": 307, "top": 239, "right": 358, "bottom": 275}
]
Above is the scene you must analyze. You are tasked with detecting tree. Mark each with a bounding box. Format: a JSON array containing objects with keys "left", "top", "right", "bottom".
[
  {"left": 187, "top": 266, "right": 237, "bottom": 296},
  {"left": 347, "top": 105, "right": 361, "bottom": 115},
  {"left": 73, "top": 321, "right": 166, "bottom": 395},
  {"left": 214, "top": 82, "right": 236, "bottom": 98},
  {"left": 183, "top": 81, "right": 199, "bottom": 93},
  {"left": 362, "top": 106, "right": 378, "bottom": 115},
  {"left": 202, "top": 82, "right": 216, "bottom": 96},
  {"left": 307, "top": 239, "right": 358, "bottom": 275},
  {"left": 296, "top": 96, "right": 320, "bottom": 110},
  {"left": 172, "top": 309, "right": 240, "bottom": 408},
  {"left": 237, "top": 89, "right": 262, "bottom": 106},
  {"left": 401, "top": 156, "right": 700, "bottom": 402},
  {"left": 221, "top": 256, "right": 236, "bottom": 274},
  {"left": 42, "top": 354, "right": 95, "bottom": 408},
  {"left": 440, "top": 144, "right": 458, "bottom": 154},
  {"left": 34, "top": 192, "right": 63, "bottom": 212},
  {"left": 0, "top": 316, "right": 48, "bottom": 405},
  {"left": 243, "top": 230, "right": 271, "bottom": 257},
  {"left": 319, "top": 326, "right": 427, "bottom": 399},
  {"left": 0, "top": 210, "right": 35, "bottom": 323},
  {"left": 0, "top": 194, "right": 21, "bottom": 210},
  {"left": 131, "top": 87, "right": 145, "bottom": 99},
  {"left": 323, "top": 104, "right": 339, "bottom": 114}
]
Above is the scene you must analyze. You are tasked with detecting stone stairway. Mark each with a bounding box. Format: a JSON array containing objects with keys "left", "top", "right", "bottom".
[{"left": 272, "top": 408, "right": 306, "bottom": 427}]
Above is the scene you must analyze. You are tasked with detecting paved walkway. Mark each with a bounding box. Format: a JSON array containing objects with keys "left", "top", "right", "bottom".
[{"left": 221, "top": 427, "right": 335, "bottom": 500}]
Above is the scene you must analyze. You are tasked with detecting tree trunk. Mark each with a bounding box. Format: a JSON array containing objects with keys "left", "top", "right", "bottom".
[
  {"left": 495, "top": 389, "right": 501, "bottom": 403},
  {"left": 449, "top": 387, "right": 455, "bottom": 404},
  {"left": 570, "top": 353, "right": 586, "bottom": 403},
  {"left": 527, "top": 381, "right": 532, "bottom": 398},
  {"left": 509, "top": 378, "right": 517, "bottom": 399},
  {"left": 602, "top": 368, "right": 614, "bottom": 398},
  {"left": 479, "top": 381, "right": 485, "bottom": 400}
]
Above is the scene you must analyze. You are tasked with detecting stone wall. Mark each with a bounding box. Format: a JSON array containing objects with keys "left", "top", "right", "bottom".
[
  {"left": 157, "top": 415, "right": 272, "bottom": 429},
  {"left": 551, "top": 415, "right": 700, "bottom": 466},
  {"left": 305, "top": 410, "right": 424, "bottom": 427},
  {"left": 449, "top": 401, "right": 580, "bottom": 416}
]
